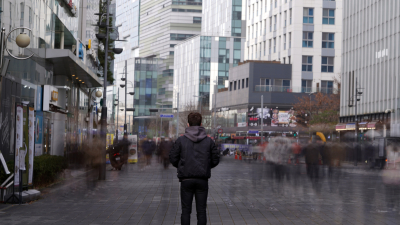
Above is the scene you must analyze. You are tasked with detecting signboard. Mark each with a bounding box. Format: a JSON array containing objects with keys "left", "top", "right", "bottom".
[
  {"left": 14, "top": 105, "right": 23, "bottom": 186},
  {"left": 127, "top": 135, "right": 138, "bottom": 163},
  {"left": 271, "top": 109, "right": 297, "bottom": 127},
  {"left": 35, "top": 112, "right": 43, "bottom": 156},
  {"left": 248, "top": 130, "right": 259, "bottom": 134},
  {"left": 220, "top": 144, "right": 250, "bottom": 152},
  {"left": 248, "top": 107, "right": 271, "bottom": 127},
  {"left": 28, "top": 107, "right": 34, "bottom": 185},
  {"left": 160, "top": 114, "right": 174, "bottom": 118},
  {"left": 237, "top": 122, "right": 247, "bottom": 127},
  {"left": 218, "top": 129, "right": 223, "bottom": 134},
  {"left": 106, "top": 133, "right": 114, "bottom": 164}
]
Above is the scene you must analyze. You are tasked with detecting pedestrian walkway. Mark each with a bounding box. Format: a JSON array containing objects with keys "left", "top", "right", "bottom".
[{"left": 1, "top": 157, "right": 400, "bottom": 224}]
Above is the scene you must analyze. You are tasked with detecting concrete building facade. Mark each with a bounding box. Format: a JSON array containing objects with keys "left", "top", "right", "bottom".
[
  {"left": 138, "top": 0, "right": 203, "bottom": 108},
  {"left": 245, "top": 0, "right": 342, "bottom": 92},
  {"left": 340, "top": 0, "right": 400, "bottom": 137}
]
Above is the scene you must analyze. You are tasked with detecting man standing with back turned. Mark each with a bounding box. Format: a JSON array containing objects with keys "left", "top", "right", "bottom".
[{"left": 170, "top": 112, "right": 220, "bottom": 225}]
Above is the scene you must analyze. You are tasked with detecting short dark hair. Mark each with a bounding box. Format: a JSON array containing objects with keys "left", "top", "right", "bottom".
[{"left": 188, "top": 112, "right": 202, "bottom": 126}]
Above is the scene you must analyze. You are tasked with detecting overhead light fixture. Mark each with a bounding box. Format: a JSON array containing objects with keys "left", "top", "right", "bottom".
[
  {"left": 24, "top": 85, "right": 27, "bottom": 88},
  {"left": 79, "top": 80, "right": 82, "bottom": 81},
  {"left": 82, "top": 82, "right": 85, "bottom": 83},
  {"left": 76, "top": 77, "right": 79, "bottom": 79},
  {"left": 72, "top": 75, "right": 75, "bottom": 76}
]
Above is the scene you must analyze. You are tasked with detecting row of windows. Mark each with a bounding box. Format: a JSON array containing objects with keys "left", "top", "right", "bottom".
[
  {"left": 301, "top": 80, "right": 333, "bottom": 93},
  {"left": 170, "top": 33, "right": 195, "bottom": 41},
  {"left": 249, "top": 0, "right": 292, "bottom": 19},
  {"left": 172, "top": 8, "right": 202, "bottom": 13},
  {"left": 172, "top": 0, "right": 202, "bottom": 6},
  {"left": 304, "top": 8, "right": 335, "bottom": 25},
  {"left": 230, "top": 78, "right": 249, "bottom": 91},
  {"left": 302, "top": 56, "right": 335, "bottom": 73},
  {"left": 303, "top": 32, "right": 335, "bottom": 48}
]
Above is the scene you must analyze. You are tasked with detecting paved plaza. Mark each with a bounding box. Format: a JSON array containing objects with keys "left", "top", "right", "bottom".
[{"left": 1, "top": 157, "right": 400, "bottom": 224}]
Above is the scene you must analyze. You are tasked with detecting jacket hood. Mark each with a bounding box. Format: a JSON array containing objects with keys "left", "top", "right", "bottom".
[{"left": 184, "top": 126, "right": 207, "bottom": 142}]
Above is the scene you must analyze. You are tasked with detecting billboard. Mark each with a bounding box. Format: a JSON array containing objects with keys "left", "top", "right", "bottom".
[
  {"left": 248, "top": 107, "right": 270, "bottom": 127},
  {"left": 272, "top": 109, "right": 297, "bottom": 127}
]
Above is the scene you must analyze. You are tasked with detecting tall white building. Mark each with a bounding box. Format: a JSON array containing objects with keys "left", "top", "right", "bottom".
[
  {"left": 245, "top": 0, "right": 342, "bottom": 91},
  {"left": 173, "top": 0, "right": 246, "bottom": 111},
  {"left": 114, "top": 0, "right": 140, "bottom": 132},
  {"left": 340, "top": 0, "right": 400, "bottom": 136}
]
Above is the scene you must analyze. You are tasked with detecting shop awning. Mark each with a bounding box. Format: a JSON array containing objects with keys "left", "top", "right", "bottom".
[
  {"left": 335, "top": 123, "right": 346, "bottom": 131},
  {"left": 367, "top": 122, "right": 377, "bottom": 130},
  {"left": 359, "top": 122, "right": 368, "bottom": 130},
  {"left": 247, "top": 136, "right": 261, "bottom": 140},
  {"left": 218, "top": 136, "right": 230, "bottom": 140},
  {"left": 232, "top": 136, "right": 245, "bottom": 139},
  {"left": 346, "top": 123, "right": 356, "bottom": 130},
  {"left": 31, "top": 49, "right": 103, "bottom": 88}
]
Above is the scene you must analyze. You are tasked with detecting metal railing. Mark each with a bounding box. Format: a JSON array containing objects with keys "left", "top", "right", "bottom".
[{"left": 254, "top": 85, "right": 337, "bottom": 94}]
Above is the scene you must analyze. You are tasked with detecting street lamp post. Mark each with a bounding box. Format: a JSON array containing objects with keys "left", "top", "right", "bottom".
[{"left": 348, "top": 75, "right": 363, "bottom": 166}]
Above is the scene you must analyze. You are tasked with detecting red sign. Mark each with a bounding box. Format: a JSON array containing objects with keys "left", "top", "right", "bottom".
[
  {"left": 68, "top": 0, "right": 73, "bottom": 8},
  {"left": 218, "top": 129, "right": 223, "bottom": 133},
  {"left": 249, "top": 117, "right": 259, "bottom": 121}
]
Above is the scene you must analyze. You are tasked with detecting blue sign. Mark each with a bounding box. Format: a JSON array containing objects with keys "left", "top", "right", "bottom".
[
  {"left": 248, "top": 130, "right": 259, "bottom": 134},
  {"left": 36, "top": 86, "right": 42, "bottom": 111},
  {"left": 79, "top": 43, "right": 84, "bottom": 61},
  {"left": 160, "top": 114, "right": 174, "bottom": 118}
]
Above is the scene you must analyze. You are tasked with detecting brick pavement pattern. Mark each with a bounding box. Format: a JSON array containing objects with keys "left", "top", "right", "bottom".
[{"left": 1, "top": 157, "right": 400, "bottom": 224}]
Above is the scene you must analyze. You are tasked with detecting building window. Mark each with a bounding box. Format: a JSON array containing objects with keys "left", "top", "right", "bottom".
[
  {"left": 246, "top": 78, "right": 249, "bottom": 88},
  {"left": 302, "top": 80, "right": 312, "bottom": 93},
  {"left": 193, "top": 17, "right": 202, "bottom": 24},
  {"left": 302, "top": 56, "right": 313, "bottom": 72},
  {"left": 288, "top": 56, "right": 291, "bottom": 64},
  {"left": 234, "top": 81, "right": 237, "bottom": 90},
  {"left": 322, "top": 33, "right": 335, "bottom": 48},
  {"left": 302, "top": 32, "right": 313, "bottom": 48},
  {"left": 170, "top": 44, "right": 176, "bottom": 47},
  {"left": 169, "top": 51, "right": 174, "bottom": 55},
  {"left": 230, "top": 82, "right": 233, "bottom": 91},
  {"left": 323, "top": 9, "right": 335, "bottom": 25},
  {"left": 283, "top": 57, "right": 285, "bottom": 64},
  {"left": 238, "top": 80, "right": 241, "bottom": 89},
  {"left": 289, "top": 9, "right": 292, "bottom": 24},
  {"left": 288, "top": 32, "right": 291, "bottom": 48},
  {"left": 256, "top": 23, "right": 258, "bottom": 37},
  {"left": 321, "top": 81, "right": 333, "bottom": 94},
  {"left": 269, "top": 17, "right": 272, "bottom": 32},
  {"left": 274, "top": 15, "right": 277, "bottom": 31},
  {"left": 284, "top": 11, "right": 287, "bottom": 27},
  {"left": 275, "top": 0, "right": 277, "bottom": 8},
  {"left": 303, "top": 8, "right": 314, "bottom": 24},
  {"left": 269, "top": 39, "right": 272, "bottom": 54},
  {"left": 321, "top": 57, "right": 334, "bottom": 72},
  {"left": 242, "top": 79, "right": 245, "bottom": 88},
  {"left": 283, "top": 34, "right": 286, "bottom": 50},
  {"left": 261, "top": 78, "right": 270, "bottom": 85},
  {"left": 264, "top": 41, "right": 266, "bottom": 56}
]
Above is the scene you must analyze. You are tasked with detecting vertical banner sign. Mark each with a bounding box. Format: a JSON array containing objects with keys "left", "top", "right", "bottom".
[
  {"left": 35, "top": 112, "right": 43, "bottom": 156},
  {"left": 14, "top": 105, "right": 23, "bottom": 186},
  {"left": 22, "top": 106, "right": 29, "bottom": 185},
  {"left": 128, "top": 135, "right": 138, "bottom": 163},
  {"left": 28, "top": 107, "right": 34, "bottom": 185}
]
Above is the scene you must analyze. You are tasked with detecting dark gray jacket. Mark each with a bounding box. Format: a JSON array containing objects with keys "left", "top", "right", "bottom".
[{"left": 169, "top": 126, "right": 219, "bottom": 180}]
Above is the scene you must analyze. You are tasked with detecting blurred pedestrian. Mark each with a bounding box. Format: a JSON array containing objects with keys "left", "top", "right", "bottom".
[
  {"left": 170, "top": 112, "right": 220, "bottom": 225},
  {"left": 303, "top": 141, "right": 320, "bottom": 179},
  {"left": 143, "top": 138, "right": 156, "bottom": 166},
  {"left": 160, "top": 138, "right": 173, "bottom": 169}
]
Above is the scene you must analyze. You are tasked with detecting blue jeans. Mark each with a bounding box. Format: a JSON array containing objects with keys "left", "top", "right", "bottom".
[{"left": 180, "top": 179, "right": 208, "bottom": 225}]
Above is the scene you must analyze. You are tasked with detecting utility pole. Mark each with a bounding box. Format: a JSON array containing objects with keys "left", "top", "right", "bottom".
[
  {"left": 354, "top": 77, "right": 358, "bottom": 166},
  {"left": 116, "top": 88, "right": 119, "bottom": 141},
  {"left": 214, "top": 84, "right": 217, "bottom": 139},
  {"left": 124, "top": 60, "right": 127, "bottom": 136},
  {"left": 176, "top": 92, "right": 179, "bottom": 138},
  {"left": 99, "top": 0, "right": 110, "bottom": 180},
  {"left": 261, "top": 95, "right": 263, "bottom": 145}
]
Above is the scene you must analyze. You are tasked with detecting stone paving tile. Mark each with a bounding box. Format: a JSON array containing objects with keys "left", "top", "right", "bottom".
[{"left": 1, "top": 157, "right": 400, "bottom": 224}]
